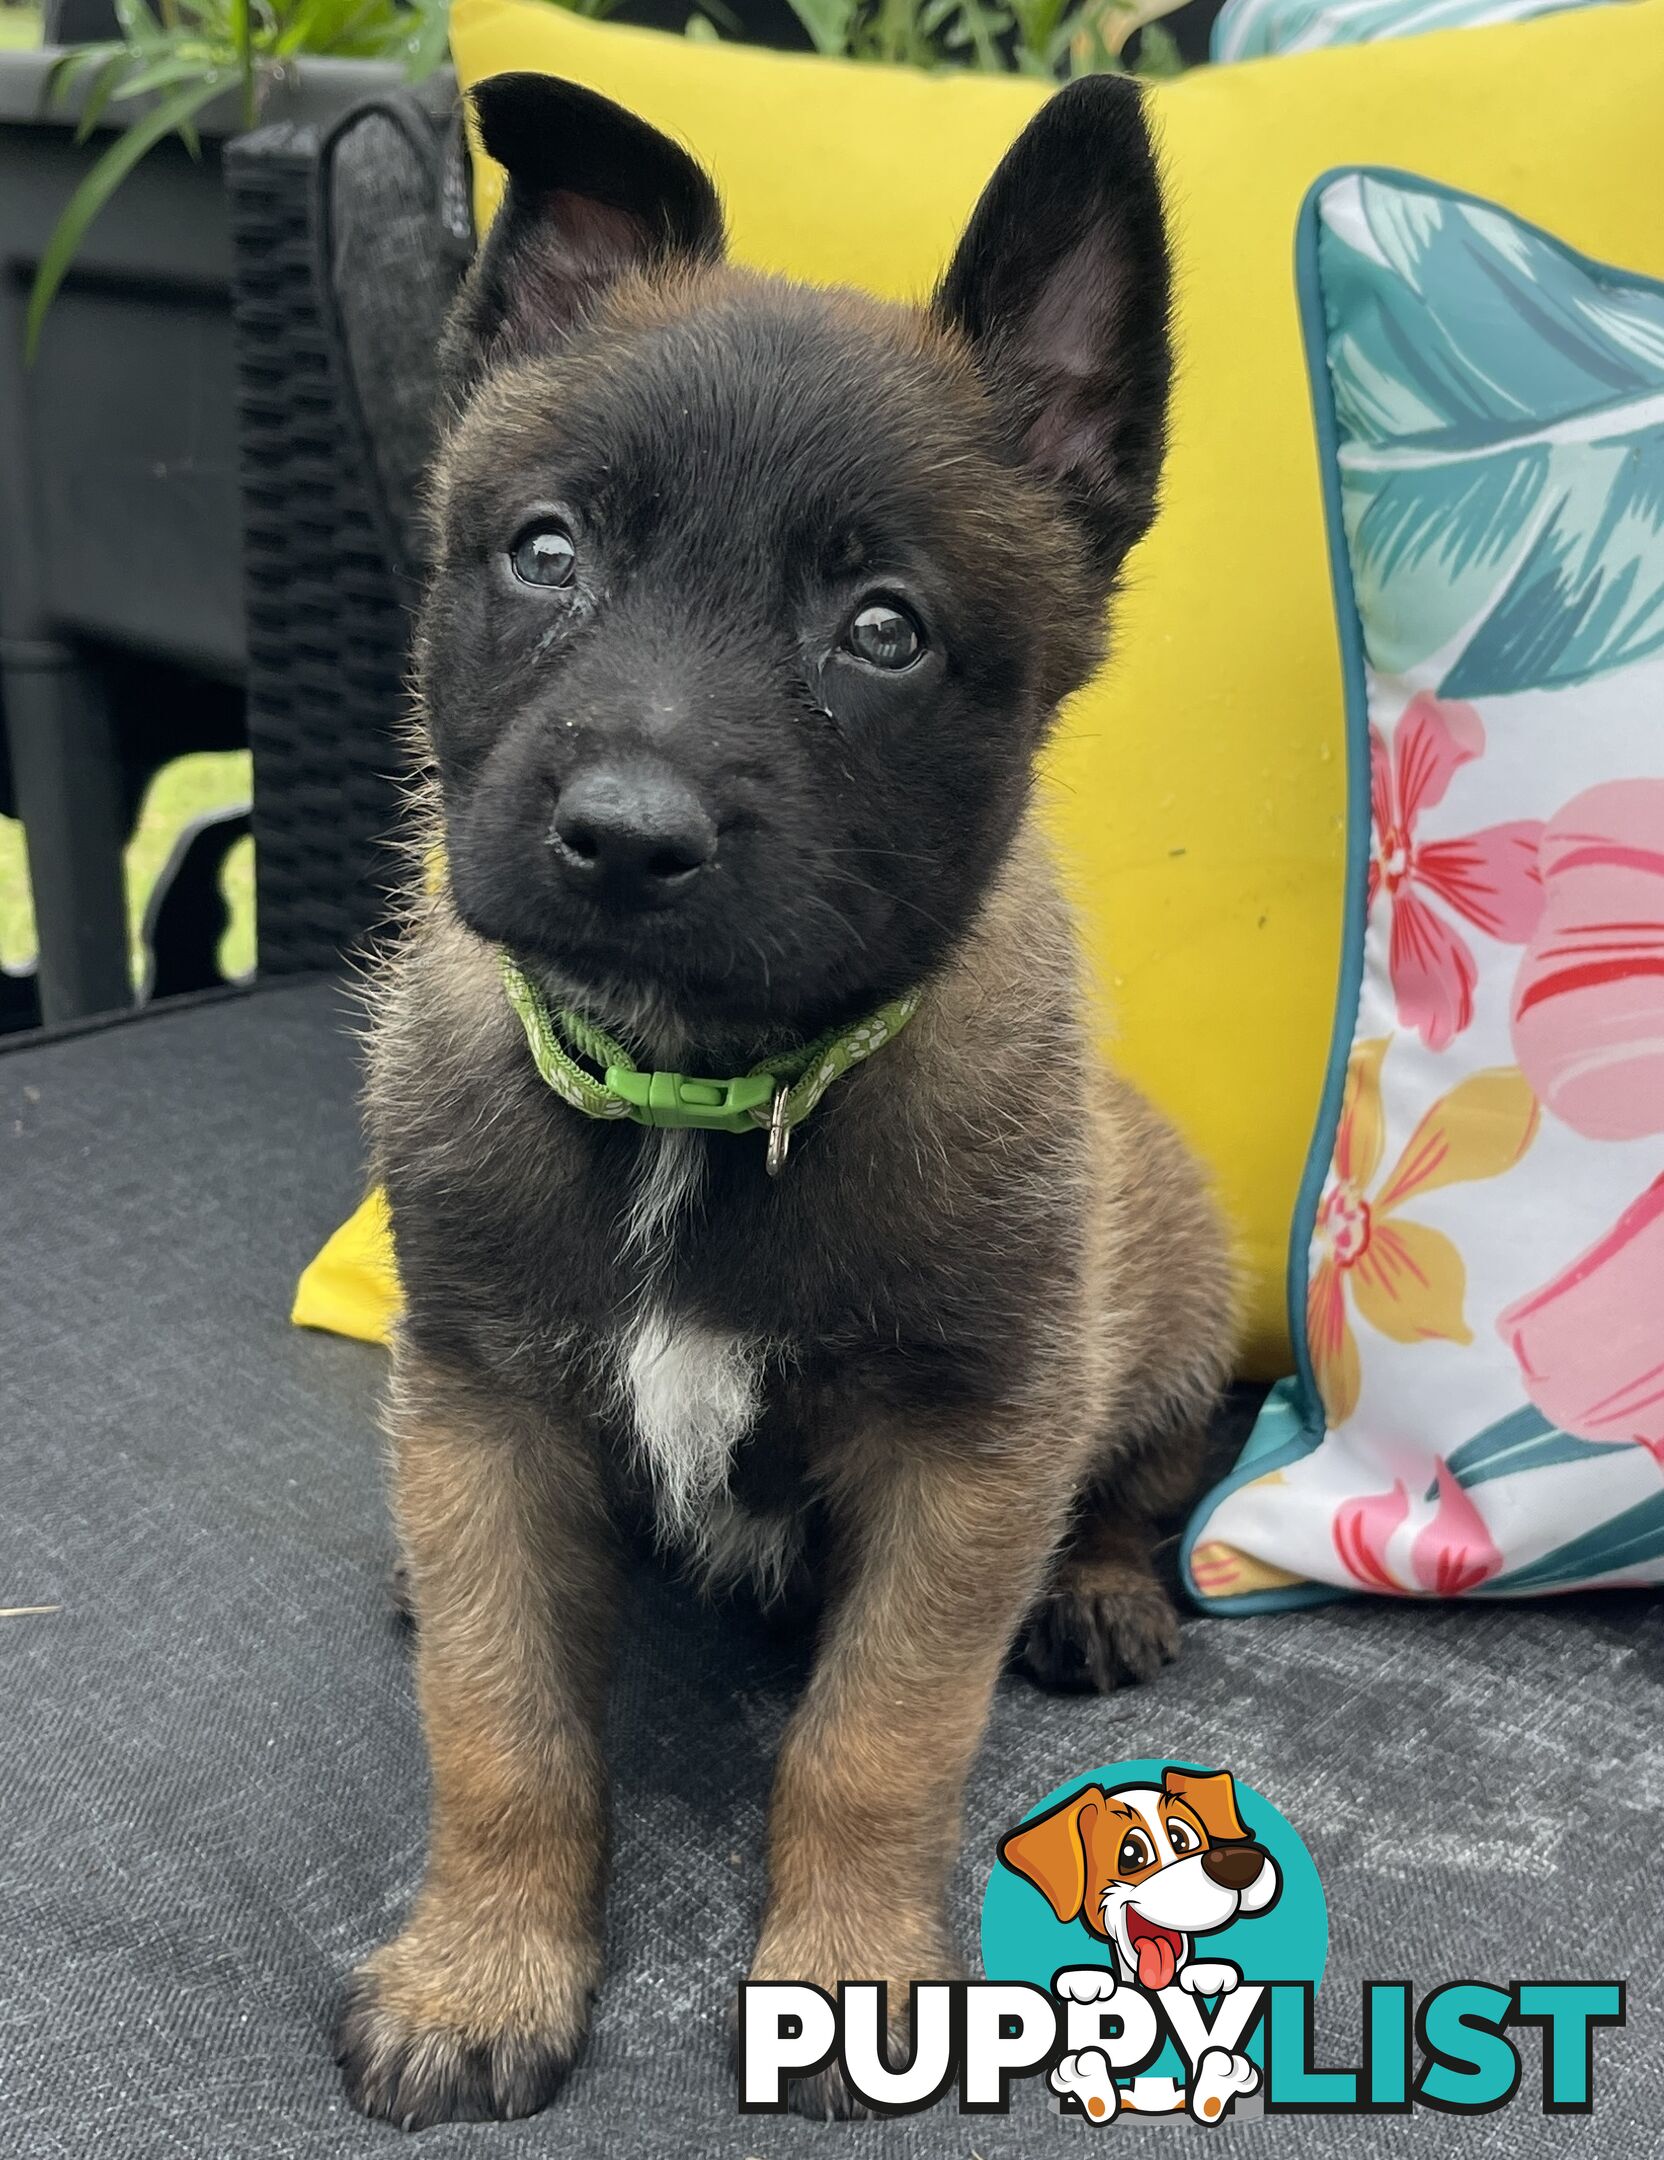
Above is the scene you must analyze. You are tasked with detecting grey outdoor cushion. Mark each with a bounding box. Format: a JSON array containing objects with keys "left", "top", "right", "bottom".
[{"left": 4, "top": 979, "right": 1662, "bottom": 2157}]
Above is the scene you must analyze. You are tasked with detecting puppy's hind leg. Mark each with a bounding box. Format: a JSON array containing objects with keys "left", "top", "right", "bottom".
[
  {"left": 1016, "top": 1338, "right": 1228, "bottom": 1694},
  {"left": 1018, "top": 1083, "right": 1238, "bottom": 1695},
  {"left": 1015, "top": 1289, "right": 1230, "bottom": 1697},
  {"left": 1014, "top": 1490, "right": 1183, "bottom": 1693}
]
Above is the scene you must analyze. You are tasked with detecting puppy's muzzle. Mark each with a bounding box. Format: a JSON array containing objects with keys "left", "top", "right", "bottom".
[
  {"left": 1200, "top": 1845, "right": 1269, "bottom": 1893},
  {"left": 548, "top": 760, "right": 717, "bottom": 912}
]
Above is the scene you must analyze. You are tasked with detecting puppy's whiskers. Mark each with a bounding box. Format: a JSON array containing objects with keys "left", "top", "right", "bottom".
[{"left": 830, "top": 867, "right": 957, "bottom": 941}]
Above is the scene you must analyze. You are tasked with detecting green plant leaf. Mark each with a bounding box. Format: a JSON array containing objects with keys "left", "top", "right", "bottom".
[
  {"left": 112, "top": 0, "right": 168, "bottom": 55},
  {"left": 944, "top": 0, "right": 1007, "bottom": 69},
  {"left": 322, "top": 0, "right": 384, "bottom": 46},
  {"left": 25, "top": 73, "right": 224, "bottom": 362},
  {"left": 1134, "top": 17, "right": 1182, "bottom": 71},
  {"left": 110, "top": 52, "right": 223, "bottom": 101},
  {"left": 781, "top": 0, "right": 861, "bottom": 55},
  {"left": 73, "top": 50, "right": 142, "bottom": 140},
  {"left": 399, "top": 0, "right": 451, "bottom": 79},
  {"left": 231, "top": 0, "right": 254, "bottom": 125},
  {"left": 46, "top": 43, "right": 121, "bottom": 110},
  {"left": 273, "top": 0, "right": 350, "bottom": 56},
  {"left": 1006, "top": 0, "right": 1064, "bottom": 65}
]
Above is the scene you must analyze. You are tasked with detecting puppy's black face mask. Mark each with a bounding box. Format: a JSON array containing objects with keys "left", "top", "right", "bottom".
[{"left": 424, "top": 75, "right": 1170, "bottom": 1038}]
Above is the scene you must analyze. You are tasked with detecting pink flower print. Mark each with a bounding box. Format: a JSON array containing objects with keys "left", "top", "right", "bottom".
[
  {"left": 1410, "top": 1461, "right": 1503, "bottom": 1595},
  {"left": 1499, "top": 1173, "right": 1664, "bottom": 1461},
  {"left": 1335, "top": 1463, "right": 1504, "bottom": 1596},
  {"left": 1369, "top": 695, "right": 1545, "bottom": 1051},
  {"left": 1333, "top": 1480, "right": 1409, "bottom": 1591},
  {"left": 1510, "top": 779, "right": 1664, "bottom": 1140}
]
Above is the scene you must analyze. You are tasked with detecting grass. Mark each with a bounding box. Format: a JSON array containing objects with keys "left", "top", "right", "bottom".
[{"left": 0, "top": 751, "right": 257, "bottom": 989}]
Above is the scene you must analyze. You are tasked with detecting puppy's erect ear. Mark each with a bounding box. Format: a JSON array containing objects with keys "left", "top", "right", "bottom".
[
  {"left": 1164, "top": 1767, "right": 1252, "bottom": 1845},
  {"left": 445, "top": 74, "right": 724, "bottom": 392},
  {"left": 934, "top": 77, "right": 1171, "bottom": 584},
  {"left": 998, "top": 1784, "right": 1105, "bottom": 1924}
]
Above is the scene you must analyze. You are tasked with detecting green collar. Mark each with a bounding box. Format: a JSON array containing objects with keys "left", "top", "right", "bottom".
[{"left": 500, "top": 952, "right": 918, "bottom": 1176}]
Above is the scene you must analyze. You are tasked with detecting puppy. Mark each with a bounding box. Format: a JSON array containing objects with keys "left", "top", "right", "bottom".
[
  {"left": 340, "top": 71, "right": 1236, "bottom": 2128},
  {"left": 999, "top": 1767, "right": 1281, "bottom": 1993}
]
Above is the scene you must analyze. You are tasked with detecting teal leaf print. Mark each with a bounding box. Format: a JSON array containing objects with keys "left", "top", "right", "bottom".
[
  {"left": 1424, "top": 1404, "right": 1631, "bottom": 1501},
  {"left": 1211, "top": 0, "right": 1614, "bottom": 64},
  {"left": 1318, "top": 173, "right": 1664, "bottom": 698},
  {"left": 1486, "top": 1489, "right": 1664, "bottom": 1593}
]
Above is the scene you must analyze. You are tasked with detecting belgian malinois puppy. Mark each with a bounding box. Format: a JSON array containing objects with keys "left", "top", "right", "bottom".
[{"left": 339, "top": 70, "right": 1235, "bottom": 2127}]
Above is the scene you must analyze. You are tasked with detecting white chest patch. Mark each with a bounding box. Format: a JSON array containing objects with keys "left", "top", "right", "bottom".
[
  {"left": 611, "top": 1126, "right": 785, "bottom": 1571},
  {"left": 619, "top": 1306, "right": 765, "bottom": 1541}
]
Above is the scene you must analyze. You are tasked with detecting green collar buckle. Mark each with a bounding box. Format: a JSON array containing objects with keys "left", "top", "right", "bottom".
[
  {"left": 499, "top": 952, "right": 918, "bottom": 1176},
  {"left": 601, "top": 1066, "right": 775, "bottom": 1133}
]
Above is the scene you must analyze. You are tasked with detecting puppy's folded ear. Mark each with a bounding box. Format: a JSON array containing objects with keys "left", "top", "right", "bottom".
[
  {"left": 445, "top": 74, "right": 725, "bottom": 394},
  {"left": 934, "top": 77, "right": 1171, "bottom": 586},
  {"left": 998, "top": 1783, "right": 1105, "bottom": 1924},
  {"left": 1163, "top": 1766, "right": 1252, "bottom": 1845}
]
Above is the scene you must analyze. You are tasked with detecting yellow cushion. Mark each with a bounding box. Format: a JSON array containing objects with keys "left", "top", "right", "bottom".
[
  {"left": 296, "top": 0, "right": 1664, "bottom": 1372},
  {"left": 292, "top": 1187, "right": 400, "bottom": 1345}
]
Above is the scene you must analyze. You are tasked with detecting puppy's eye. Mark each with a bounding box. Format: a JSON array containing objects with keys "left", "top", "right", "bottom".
[
  {"left": 1117, "top": 1831, "right": 1154, "bottom": 1874},
  {"left": 1168, "top": 1821, "right": 1198, "bottom": 1855},
  {"left": 509, "top": 521, "right": 576, "bottom": 588},
  {"left": 845, "top": 599, "right": 923, "bottom": 670}
]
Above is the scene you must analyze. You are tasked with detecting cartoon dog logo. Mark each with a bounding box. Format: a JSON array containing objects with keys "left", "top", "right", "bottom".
[{"left": 998, "top": 1765, "right": 1280, "bottom": 2124}]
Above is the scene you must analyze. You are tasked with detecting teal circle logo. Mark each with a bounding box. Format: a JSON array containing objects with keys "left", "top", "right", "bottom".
[{"left": 981, "top": 1758, "right": 1327, "bottom": 2115}]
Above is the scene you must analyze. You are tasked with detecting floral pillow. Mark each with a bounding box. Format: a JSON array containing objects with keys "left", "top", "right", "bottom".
[
  {"left": 1183, "top": 169, "right": 1664, "bottom": 1612},
  {"left": 1210, "top": 0, "right": 1625, "bottom": 65}
]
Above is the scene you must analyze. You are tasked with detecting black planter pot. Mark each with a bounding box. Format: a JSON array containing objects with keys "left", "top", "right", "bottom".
[{"left": 0, "top": 52, "right": 416, "bottom": 1026}]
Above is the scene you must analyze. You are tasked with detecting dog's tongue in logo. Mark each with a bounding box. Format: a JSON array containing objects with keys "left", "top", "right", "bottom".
[{"left": 1127, "top": 1912, "right": 1182, "bottom": 1992}]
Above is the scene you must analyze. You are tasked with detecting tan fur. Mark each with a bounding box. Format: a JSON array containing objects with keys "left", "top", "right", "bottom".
[
  {"left": 753, "top": 1426, "right": 1077, "bottom": 1991},
  {"left": 335, "top": 1353, "right": 614, "bottom": 2122}
]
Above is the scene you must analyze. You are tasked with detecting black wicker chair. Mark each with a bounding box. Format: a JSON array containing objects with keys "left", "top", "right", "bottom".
[{"left": 226, "top": 83, "right": 469, "bottom": 982}]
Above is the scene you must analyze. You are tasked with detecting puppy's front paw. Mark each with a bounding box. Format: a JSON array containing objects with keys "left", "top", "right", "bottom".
[
  {"left": 335, "top": 1913, "right": 599, "bottom": 2130},
  {"left": 747, "top": 1907, "right": 962, "bottom": 2121},
  {"left": 1015, "top": 1575, "right": 1181, "bottom": 1693}
]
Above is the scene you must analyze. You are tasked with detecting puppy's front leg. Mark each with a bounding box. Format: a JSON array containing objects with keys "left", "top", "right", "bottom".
[
  {"left": 337, "top": 1350, "right": 615, "bottom": 2130},
  {"left": 751, "top": 1425, "right": 1073, "bottom": 2118}
]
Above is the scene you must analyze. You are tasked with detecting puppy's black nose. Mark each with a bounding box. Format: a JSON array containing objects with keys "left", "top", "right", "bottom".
[
  {"left": 1201, "top": 1845, "right": 1266, "bottom": 1892},
  {"left": 549, "top": 766, "right": 717, "bottom": 908}
]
